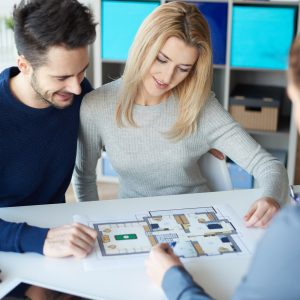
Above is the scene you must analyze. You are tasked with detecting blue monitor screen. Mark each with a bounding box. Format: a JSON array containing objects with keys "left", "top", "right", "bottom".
[
  {"left": 102, "top": 0, "right": 160, "bottom": 61},
  {"left": 191, "top": 2, "right": 228, "bottom": 65},
  {"left": 231, "top": 6, "right": 297, "bottom": 70}
]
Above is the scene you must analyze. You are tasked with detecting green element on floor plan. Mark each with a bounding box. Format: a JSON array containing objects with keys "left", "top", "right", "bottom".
[{"left": 115, "top": 234, "right": 138, "bottom": 240}]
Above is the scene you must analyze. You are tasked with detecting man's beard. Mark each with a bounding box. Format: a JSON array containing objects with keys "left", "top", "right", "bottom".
[{"left": 30, "top": 72, "right": 72, "bottom": 109}]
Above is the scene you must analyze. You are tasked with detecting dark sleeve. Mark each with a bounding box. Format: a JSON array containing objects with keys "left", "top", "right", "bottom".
[
  {"left": 232, "top": 205, "right": 300, "bottom": 300},
  {"left": 162, "top": 266, "right": 213, "bottom": 300},
  {"left": 0, "top": 219, "right": 49, "bottom": 254}
]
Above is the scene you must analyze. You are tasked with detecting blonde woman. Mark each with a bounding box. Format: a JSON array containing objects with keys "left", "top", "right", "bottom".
[
  {"left": 73, "top": 2, "right": 288, "bottom": 228},
  {"left": 146, "top": 34, "right": 300, "bottom": 300}
]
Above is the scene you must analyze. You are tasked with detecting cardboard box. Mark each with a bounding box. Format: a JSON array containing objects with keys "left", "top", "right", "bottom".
[{"left": 229, "top": 84, "right": 283, "bottom": 131}]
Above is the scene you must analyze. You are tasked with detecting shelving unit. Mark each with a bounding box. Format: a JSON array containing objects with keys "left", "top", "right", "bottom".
[{"left": 90, "top": 0, "right": 300, "bottom": 184}]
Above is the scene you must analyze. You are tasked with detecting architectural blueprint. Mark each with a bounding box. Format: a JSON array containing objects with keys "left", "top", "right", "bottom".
[{"left": 89, "top": 206, "right": 250, "bottom": 259}]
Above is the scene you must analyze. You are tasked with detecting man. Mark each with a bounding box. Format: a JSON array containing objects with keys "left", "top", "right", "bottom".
[
  {"left": 145, "top": 37, "right": 300, "bottom": 300},
  {"left": 0, "top": 0, "right": 98, "bottom": 260},
  {"left": 1, "top": 1, "right": 98, "bottom": 297}
]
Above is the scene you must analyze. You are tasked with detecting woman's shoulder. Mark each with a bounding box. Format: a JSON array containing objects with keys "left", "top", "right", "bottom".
[
  {"left": 200, "top": 91, "right": 226, "bottom": 118},
  {"left": 203, "top": 91, "right": 222, "bottom": 109},
  {"left": 82, "top": 78, "right": 122, "bottom": 107}
]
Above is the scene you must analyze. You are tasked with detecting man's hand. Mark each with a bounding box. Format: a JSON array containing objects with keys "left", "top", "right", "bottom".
[
  {"left": 43, "top": 223, "right": 97, "bottom": 258},
  {"left": 244, "top": 197, "right": 280, "bottom": 228},
  {"left": 145, "top": 243, "right": 182, "bottom": 287},
  {"left": 208, "top": 148, "right": 225, "bottom": 160}
]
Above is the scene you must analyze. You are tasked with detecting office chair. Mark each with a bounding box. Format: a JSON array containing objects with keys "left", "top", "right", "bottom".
[{"left": 198, "top": 152, "right": 233, "bottom": 191}]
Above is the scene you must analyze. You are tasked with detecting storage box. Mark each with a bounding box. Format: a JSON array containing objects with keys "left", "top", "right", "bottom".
[
  {"left": 231, "top": 6, "right": 297, "bottom": 70},
  {"left": 229, "top": 84, "right": 283, "bottom": 131}
]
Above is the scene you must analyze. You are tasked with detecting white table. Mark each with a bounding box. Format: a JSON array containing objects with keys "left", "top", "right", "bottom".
[{"left": 0, "top": 188, "right": 264, "bottom": 300}]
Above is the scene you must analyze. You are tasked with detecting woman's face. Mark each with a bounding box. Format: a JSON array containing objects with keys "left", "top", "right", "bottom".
[
  {"left": 288, "top": 82, "right": 300, "bottom": 133},
  {"left": 139, "top": 36, "right": 199, "bottom": 105}
]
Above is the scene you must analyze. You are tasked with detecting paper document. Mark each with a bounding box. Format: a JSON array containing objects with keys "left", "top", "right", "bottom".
[{"left": 74, "top": 204, "right": 262, "bottom": 271}]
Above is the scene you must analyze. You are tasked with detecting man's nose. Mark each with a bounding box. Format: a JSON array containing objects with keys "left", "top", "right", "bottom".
[{"left": 67, "top": 77, "right": 82, "bottom": 95}]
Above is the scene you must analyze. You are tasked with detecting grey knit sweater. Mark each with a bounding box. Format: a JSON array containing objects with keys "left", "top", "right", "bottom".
[{"left": 73, "top": 79, "right": 288, "bottom": 203}]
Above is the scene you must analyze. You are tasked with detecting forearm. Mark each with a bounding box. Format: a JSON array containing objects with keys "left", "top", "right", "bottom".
[
  {"left": 251, "top": 154, "right": 289, "bottom": 206},
  {"left": 163, "top": 266, "right": 213, "bottom": 300},
  {"left": 0, "top": 219, "right": 48, "bottom": 254},
  {"left": 73, "top": 97, "right": 102, "bottom": 202},
  {"left": 203, "top": 98, "right": 288, "bottom": 205},
  {"left": 72, "top": 168, "right": 99, "bottom": 201}
]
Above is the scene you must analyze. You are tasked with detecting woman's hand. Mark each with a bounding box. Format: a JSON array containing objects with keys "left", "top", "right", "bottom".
[{"left": 244, "top": 197, "right": 280, "bottom": 228}]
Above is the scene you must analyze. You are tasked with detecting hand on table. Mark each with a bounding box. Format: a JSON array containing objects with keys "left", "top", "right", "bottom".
[
  {"left": 43, "top": 223, "right": 97, "bottom": 258},
  {"left": 145, "top": 243, "right": 182, "bottom": 287},
  {"left": 244, "top": 197, "right": 280, "bottom": 228}
]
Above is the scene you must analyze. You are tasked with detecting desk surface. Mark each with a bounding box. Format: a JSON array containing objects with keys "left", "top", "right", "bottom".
[{"left": 0, "top": 189, "right": 264, "bottom": 300}]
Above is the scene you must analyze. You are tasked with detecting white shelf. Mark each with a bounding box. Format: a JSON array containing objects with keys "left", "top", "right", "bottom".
[{"left": 95, "top": 0, "right": 300, "bottom": 183}]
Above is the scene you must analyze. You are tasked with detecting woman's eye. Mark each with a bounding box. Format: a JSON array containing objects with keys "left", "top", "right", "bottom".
[
  {"left": 157, "top": 57, "right": 167, "bottom": 63},
  {"left": 178, "top": 68, "right": 189, "bottom": 73}
]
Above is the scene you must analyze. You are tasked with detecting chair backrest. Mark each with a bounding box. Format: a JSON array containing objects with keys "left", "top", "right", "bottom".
[{"left": 198, "top": 152, "right": 233, "bottom": 191}]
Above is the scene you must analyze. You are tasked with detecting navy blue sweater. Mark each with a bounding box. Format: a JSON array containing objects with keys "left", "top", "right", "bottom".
[{"left": 0, "top": 67, "right": 92, "bottom": 254}]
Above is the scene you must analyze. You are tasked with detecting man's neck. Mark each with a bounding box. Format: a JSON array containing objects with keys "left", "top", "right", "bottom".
[{"left": 9, "top": 73, "right": 49, "bottom": 109}]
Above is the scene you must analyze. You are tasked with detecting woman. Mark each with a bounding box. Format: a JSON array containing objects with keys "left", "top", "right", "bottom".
[
  {"left": 73, "top": 2, "right": 288, "bottom": 228},
  {"left": 145, "top": 34, "right": 300, "bottom": 300}
]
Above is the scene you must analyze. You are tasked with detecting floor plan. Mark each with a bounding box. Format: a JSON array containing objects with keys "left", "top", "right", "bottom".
[{"left": 92, "top": 206, "right": 242, "bottom": 258}]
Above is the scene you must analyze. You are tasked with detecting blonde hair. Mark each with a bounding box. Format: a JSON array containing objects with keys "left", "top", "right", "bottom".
[
  {"left": 289, "top": 35, "right": 300, "bottom": 89},
  {"left": 116, "top": 1, "right": 212, "bottom": 140}
]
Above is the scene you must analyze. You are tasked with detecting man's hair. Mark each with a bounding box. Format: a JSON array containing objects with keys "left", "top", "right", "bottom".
[
  {"left": 289, "top": 35, "right": 300, "bottom": 89},
  {"left": 13, "top": 0, "right": 96, "bottom": 68}
]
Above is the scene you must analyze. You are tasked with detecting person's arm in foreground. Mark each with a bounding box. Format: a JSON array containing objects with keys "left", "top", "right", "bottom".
[
  {"left": 146, "top": 243, "right": 213, "bottom": 300},
  {"left": 0, "top": 218, "right": 97, "bottom": 257},
  {"left": 232, "top": 205, "right": 300, "bottom": 300}
]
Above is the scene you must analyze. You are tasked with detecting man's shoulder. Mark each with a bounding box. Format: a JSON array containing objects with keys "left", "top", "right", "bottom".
[
  {"left": 259, "top": 204, "right": 300, "bottom": 249},
  {"left": 0, "top": 67, "right": 19, "bottom": 85}
]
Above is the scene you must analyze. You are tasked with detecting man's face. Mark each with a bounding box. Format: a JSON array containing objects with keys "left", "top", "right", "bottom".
[{"left": 29, "top": 46, "right": 89, "bottom": 109}]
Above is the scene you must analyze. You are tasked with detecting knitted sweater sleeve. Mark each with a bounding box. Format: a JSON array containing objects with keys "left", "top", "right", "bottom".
[
  {"left": 201, "top": 95, "right": 288, "bottom": 205},
  {"left": 0, "top": 219, "right": 49, "bottom": 253},
  {"left": 73, "top": 91, "right": 103, "bottom": 202}
]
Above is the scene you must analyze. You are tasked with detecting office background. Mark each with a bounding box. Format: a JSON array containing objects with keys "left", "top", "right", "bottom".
[{"left": 0, "top": 0, "right": 299, "bottom": 195}]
